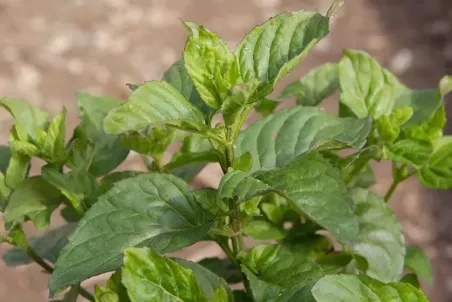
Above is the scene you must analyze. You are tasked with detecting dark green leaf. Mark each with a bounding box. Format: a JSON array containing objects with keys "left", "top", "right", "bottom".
[
  {"left": 183, "top": 22, "right": 238, "bottom": 110},
  {"left": 163, "top": 59, "right": 215, "bottom": 120},
  {"left": 3, "top": 223, "right": 75, "bottom": 266},
  {"left": 120, "top": 127, "right": 175, "bottom": 159},
  {"left": 404, "top": 246, "right": 433, "bottom": 285},
  {"left": 0, "top": 146, "right": 12, "bottom": 174},
  {"left": 279, "top": 63, "right": 338, "bottom": 106},
  {"left": 339, "top": 50, "right": 406, "bottom": 119},
  {"left": 103, "top": 81, "right": 205, "bottom": 135},
  {"left": 175, "top": 258, "right": 234, "bottom": 301},
  {"left": 72, "top": 92, "right": 129, "bottom": 176},
  {"left": 0, "top": 98, "right": 48, "bottom": 142},
  {"left": 4, "top": 176, "right": 61, "bottom": 229},
  {"left": 236, "top": 106, "right": 371, "bottom": 172},
  {"left": 197, "top": 257, "right": 242, "bottom": 284},
  {"left": 235, "top": 10, "right": 329, "bottom": 98},
  {"left": 344, "top": 189, "right": 405, "bottom": 283},
  {"left": 400, "top": 273, "right": 421, "bottom": 288},
  {"left": 49, "top": 173, "right": 212, "bottom": 294},
  {"left": 218, "top": 154, "right": 358, "bottom": 241},
  {"left": 122, "top": 247, "right": 207, "bottom": 302},
  {"left": 316, "top": 253, "right": 353, "bottom": 274},
  {"left": 312, "top": 274, "right": 429, "bottom": 301},
  {"left": 106, "top": 270, "right": 131, "bottom": 302}
]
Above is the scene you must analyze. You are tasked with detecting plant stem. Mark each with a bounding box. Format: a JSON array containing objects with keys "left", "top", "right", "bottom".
[
  {"left": 25, "top": 246, "right": 95, "bottom": 301},
  {"left": 384, "top": 163, "right": 414, "bottom": 202},
  {"left": 384, "top": 178, "right": 400, "bottom": 202}
]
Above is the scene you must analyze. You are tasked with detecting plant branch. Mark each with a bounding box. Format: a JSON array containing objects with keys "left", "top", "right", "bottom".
[
  {"left": 25, "top": 246, "right": 94, "bottom": 301},
  {"left": 384, "top": 163, "right": 414, "bottom": 202}
]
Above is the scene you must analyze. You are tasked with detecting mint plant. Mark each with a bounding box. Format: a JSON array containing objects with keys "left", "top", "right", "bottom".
[{"left": 1, "top": 1, "right": 450, "bottom": 301}]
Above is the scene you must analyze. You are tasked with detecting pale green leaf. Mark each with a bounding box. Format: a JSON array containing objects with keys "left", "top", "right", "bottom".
[
  {"left": 404, "top": 246, "right": 433, "bottom": 285},
  {"left": 42, "top": 107, "right": 67, "bottom": 162},
  {"left": 344, "top": 188, "right": 405, "bottom": 283},
  {"left": 403, "top": 103, "right": 446, "bottom": 144},
  {"left": 279, "top": 63, "right": 338, "bottom": 106},
  {"left": 221, "top": 80, "right": 260, "bottom": 125},
  {"left": 49, "top": 173, "right": 212, "bottom": 294},
  {"left": 236, "top": 106, "right": 371, "bottom": 172},
  {"left": 312, "top": 274, "right": 429, "bottom": 302},
  {"left": 183, "top": 22, "right": 238, "bottom": 109},
  {"left": 235, "top": 10, "right": 329, "bottom": 97},
  {"left": 218, "top": 153, "right": 358, "bottom": 241},
  {"left": 72, "top": 92, "right": 129, "bottom": 176},
  {"left": 339, "top": 49, "right": 406, "bottom": 119},
  {"left": 122, "top": 248, "right": 207, "bottom": 302},
  {"left": 103, "top": 81, "right": 205, "bottom": 135},
  {"left": 243, "top": 219, "right": 286, "bottom": 240},
  {"left": 439, "top": 75, "right": 452, "bottom": 96},
  {"left": 175, "top": 258, "right": 234, "bottom": 302},
  {"left": 0, "top": 98, "right": 48, "bottom": 142},
  {"left": 383, "top": 139, "right": 432, "bottom": 168},
  {"left": 163, "top": 59, "right": 215, "bottom": 120},
  {"left": 5, "top": 152, "right": 30, "bottom": 189},
  {"left": 4, "top": 176, "right": 61, "bottom": 229},
  {"left": 95, "top": 286, "right": 119, "bottom": 302},
  {"left": 418, "top": 136, "right": 452, "bottom": 189},
  {"left": 3, "top": 223, "right": 75, "bottom": 266}
]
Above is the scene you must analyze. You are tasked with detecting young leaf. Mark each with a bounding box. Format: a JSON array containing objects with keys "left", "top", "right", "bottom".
[
  {"left": 163, "top": 59, "right": 215, "bottom": 120},
  {"left": 254, "top": 98, "right": 279, "bottom": 117},
  {"left": 418, "top": 136, "right": 452, "bottom": 189},
  {"left": 175, "top": 258, "right": 234, "bottom": 301},
  {"left": 279, "top": 63, "right": 338, "bottom": 106},
  {"left": 94, "top": 286, "right": 119, "bottom": 302},
  {"left": 71, "top": 92, "right": 129, "bottom": 176},
  {"left": 221, "top": 80, "right": 261, "bottom": 125},
  {"left": 2, "top": 223, "right": 75, "bottom": 266},
  {"left": 42, "top": 107, "right": 67, "bottom": 163},
  {"left": 0, "top": 98, "right": 48, "bottom": 142},
  {"left": 232, "top": 152, "right": 253, "bottom": 172},
  {"left": 218, "top": 153, "right": 358, "bottom": 241},
  {"left": 122, "top": 247, "right": 207, "bottom": 302},
  {"left": 49, "top": 173, "right": 212, "bottom": 295},
  {"left": 183, "top": 22, "right": 238, "bottom": 110},
  {"left": 343, "top": 188, "right": 405, "bottom": 283},
  {"left": 338, "top": 50, "right": 406, "bottom": 119},
  {"left": 238, "top": 244, "right": 324, "bottom": 301},
  {"left": 4, "top": 176, "right": 62, "bottom": 230},
  {"left": 383, "top": 139, "right": 432, "bottom": 168},
  {"left": 0, "top": 146, "right": 12, "bottom": 205},
  {"left": 103, "top": 81, "right": 205, "bottom": 135},
  {"left": 404, "top": 246, "right": 433, "bottom": 285},
  {"left": 235, "top": 10, "right": 329, "bottom": 97},
  {"left": 312, "top": 274, "right": 429, "bottom": 301},
  {"left": 120, "top": 127, "right": 175, "bottom": 159},
  {"left": 235, "top": 106, "right": 371, "bottom": 172},
  {"left": 42, "top": 165, "right": 98, "bottom": 213},
  {"left": 403, "top": 103, "right": 446, "bottom": 144},
  {"left": 243, "top": 219, "right": 286, "bottom": 241}
]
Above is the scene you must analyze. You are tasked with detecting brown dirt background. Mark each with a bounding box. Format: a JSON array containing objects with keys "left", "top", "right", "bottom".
[{"left": 0, "top": 0, "right": 452, "bottom": 301}]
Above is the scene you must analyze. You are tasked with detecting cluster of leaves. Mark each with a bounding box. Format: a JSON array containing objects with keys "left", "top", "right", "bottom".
[{"left": 1, "top": 1, "right": 450, "bottom": 301}]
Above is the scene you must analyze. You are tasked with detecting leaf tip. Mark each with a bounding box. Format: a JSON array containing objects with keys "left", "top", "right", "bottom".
[{"left": 326, "top": 0, "right": 344, "bottom": 18}]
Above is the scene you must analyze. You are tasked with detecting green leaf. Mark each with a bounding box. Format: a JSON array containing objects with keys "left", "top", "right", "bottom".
[
  {"left": 221, "top": 80, "right": 261, "bottom": 125},
  {"left": 219, "top": 153, "right": 358, "bottom": 241},
  {"left": 243, "top": 219, "right": 286, "bottom": 240},
  {"left": 383, "top": 139, "right": 432, "bottom": 168},
  {"left": 0, "top": 146, "right": 12, "bottom": 174},
  {"left": 373, "top": 107, "right": 413, "bottom": 145},
  {"left": 404, "top": 246, "right": 433, "bottom": 285},
  {"left": 312, "top": 274, "right": 429, "bottom": 302},
  {"left": 0, "top": 98, "right": 48, "bottom": 142},
  {"left": 0, "top": 146, "right": 12, "bottom": 205},
  {"left": 183, "top": 22, "right": 238, "bottom": 110},
  {"left": 239, "top": 244, "right": 324, "bottom": 301},
  {"left": 42, "top": 107, "right": 67, "bottom": 162},
  {"left": 2, "top": 223, "right": 75, "bottom": 266},
  {"left": 403, "top": 103, "right": 446, "bottom": 144},
  {"left": 122, "top": 247, "right": 207, "bottom": 302},
  {"left": 233, "top": 290, "right": 251, "bottom": 302},
  {"left": 344, "top": 188, "right": 405, "bottom": 283},
  {"left": 95, "top": 286, "right": 119, "bottom": 302},
  {"left": 5, "top": 130, "right": 31, "bottom": 189},
  {"left": 197, "top": 258, "right": 242, "bottom": 284},
  {"left": 316, "top": 253, "right": 353, "bottom": 274},
  {"left": 54, "top": 284, "right": 80, "bottom": 302},
  {"left": 49, "top": 173, "right": 212, "bottom": 295},
  {"left": 233, "top": 152, "right": 253, "bottom": 172},
  {"left": 163, "top": 59, "right": 215, "bottom": 120},
  {"left": 4, "top": 176, "right": 62, "bottom": 230},
  {"left": 194, "top": 188, "right": 227, "bottom": 215},
  {"left": 236, "top": 106, "right": 371, "bottom": 172},
  {"left": 439, "top": 75, "right": 452, "bottom": 96},
  {"left": 175, "top": 258, "right": 234, "bottom": 301},
  {"left": 106, "top": 270, "right": 131, "bottom": 302},
  {"left": 235, "top": 10, "right": 329, "bottom": 97},
  {"left": 354, "top": 164, "right": 376, "bottom": 188},
  {"left": 42, "top": 165, "right": 98, "bottom": 213},
  {"left": 254, "top": 98, "right": 279, "bottom": 116},
  {"left": 209, "top": 288, "right": 228, "bottom": 302},
  {"left": 395, "top": 90, "right": 441, "bottom": 127},
  {"left": 338, "top": 49, "right": 405, "bottom": 119},
  {"left": 96, "top": 171, "right": 144, "bottom": 198},
  {"left": 72, "top": 92, "right": 129, "bottom": 176},
  {"left": 418, "top": 136, "right": 452, "bottom": 189},
  {"left": 279, "top": 63, "right": 338, "bottom": 106},
  {"left": 400, "top": 273, "right": 421, "bottom": 288},
  {"left": 120, "top": 127, "right": 175, "bottom": 159},
  {"left": 103, "top": 81, "right": 205, "bottom": 135}
]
